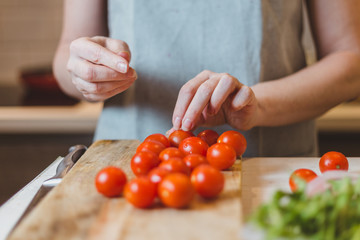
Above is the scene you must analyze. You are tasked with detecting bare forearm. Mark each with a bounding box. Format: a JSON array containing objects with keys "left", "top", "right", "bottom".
[
  {"left": 252, "top": 51, "right": 360, "bottom": 127},
  {"left": 53, "top": 0, "right": 109, "bottom": 101}
]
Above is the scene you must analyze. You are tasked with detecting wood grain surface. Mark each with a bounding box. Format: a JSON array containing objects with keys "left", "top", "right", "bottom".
[{"left": 9, "top": 140, "right": 241, "bottom": 240}]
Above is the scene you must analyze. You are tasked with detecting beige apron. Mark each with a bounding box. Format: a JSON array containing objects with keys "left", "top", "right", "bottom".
[{"left": 95, "top": 0, "right": 318, "bottom": 157}]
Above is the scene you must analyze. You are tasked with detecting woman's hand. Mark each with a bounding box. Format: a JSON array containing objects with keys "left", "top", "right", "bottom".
[
  {"left": 66, "top": 36, "right": 137, "bottom": 101},
  {"left": 172, "top": 70, "right": 259, "bottom": 132}
]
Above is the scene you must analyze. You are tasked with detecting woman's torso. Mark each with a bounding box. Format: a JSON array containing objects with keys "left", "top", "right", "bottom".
[{"left": 95, "top": 0, "right": 318, "bottom": 157}]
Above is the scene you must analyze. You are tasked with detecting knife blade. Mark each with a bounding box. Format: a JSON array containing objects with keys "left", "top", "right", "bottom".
[{"left": 9, "top": 144, "right": 87, "bottom": 233}]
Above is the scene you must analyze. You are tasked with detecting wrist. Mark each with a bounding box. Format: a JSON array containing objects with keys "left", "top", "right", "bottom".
[{"left": 249, "top": 85, "right": 267, "bottom": 128}]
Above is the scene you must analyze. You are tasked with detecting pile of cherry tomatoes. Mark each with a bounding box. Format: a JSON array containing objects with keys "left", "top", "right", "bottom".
[
  {"left": 95, "top": 129, "right": 247, "bottom": 208},
  {"left": 289, "top": 151, "right": 349, "bottom": 192}
]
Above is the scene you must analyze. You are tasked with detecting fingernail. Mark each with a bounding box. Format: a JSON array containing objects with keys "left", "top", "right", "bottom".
[
  {"left": 182, "top": 118, "right": 192, "bottom": 131},
  {"left": 174, "top": 117, "right": 181, "bottom": 130},
  {"left": 117, "top": 63, "right": 128, "bottom": 73}
]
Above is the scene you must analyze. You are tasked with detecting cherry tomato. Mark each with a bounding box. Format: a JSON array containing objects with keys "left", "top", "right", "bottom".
[
  {"left": 183, "top": 154, "right": 208, "bottom": 172},
  {"left": 178, "top": 137, "right": 209, "bottom": 156},
  {"left": 168, "top": 130, "right": 194, "bottom": 147},
  {"left": 131, "top": 151, "right": 160, "bottom": 176},
  {"left": 319, "top": 151, "right": 349, "bottom": 173},
  {"left": 217, "top": 130, "right": 247, "bottom": 157},
  {"left": 95, "top": 166, "right": 127, "bottom": 197},
  {"left": 207, "top": 143, "right": 236, "bottom": 170},
  {"left": 136, "top": 140, "right": 166, "bottom": 155},
  {"left": 289, "top": 168, "right": 317, "bottom": 192},
  {"left": 197, "top": 129, "right": 219, "bottom": 146},
  {"left": 124, "top": 176, "right": 156, "bottom": 208},
  {"left": 159, "top": 158, "right": 190, "bottom": 175},
  {"left": 144, "top": 133, "right": 170, "bottom": 148},
  {"left": 148, "top": 167, "right": 171, "bottom": 189},
  {"left": 191, "top": 165, "right": 225, "bottom": 198},
  {"left": 158, "top": 173, "right": 195, "bottom": 208},
  {"left": 159, "top": 147, "right": 185, "bottom": 162}
]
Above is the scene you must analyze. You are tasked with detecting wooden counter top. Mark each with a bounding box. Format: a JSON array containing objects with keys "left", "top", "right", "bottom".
[
  {"left": 241, "top": 156, "right": 360, "bottom": 238},
  {"left": 0, "top": 101, "right": 103, "bottom": 134},
  {"left": 2, "top": 153, "right": 360, "bottom": 239},
  {"left": 0, "top": 101, "right": 359, "bottom": 134},
  {"left": 4, "top": 140, "right": 241, "bottom": 240},
  {"left": 316, "top": 102, "right": 360, "bottom": 132}
]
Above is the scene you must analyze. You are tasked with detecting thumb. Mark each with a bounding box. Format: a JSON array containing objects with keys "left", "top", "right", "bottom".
[{"left": 104, "top": 38, "right": 132, "bottom": 63}]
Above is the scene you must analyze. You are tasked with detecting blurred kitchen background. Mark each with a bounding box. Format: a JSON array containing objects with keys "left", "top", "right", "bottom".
[
  {"left": 0, "top": 0, "right": 359, "bottom": 205},
  {"left": 0, "top": 0, "right": 101, "bottom": 205}
]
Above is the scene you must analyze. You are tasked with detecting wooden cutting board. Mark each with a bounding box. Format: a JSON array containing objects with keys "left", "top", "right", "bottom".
[{"left": 9, "top": 140, "right": 241, "bottom": 240}]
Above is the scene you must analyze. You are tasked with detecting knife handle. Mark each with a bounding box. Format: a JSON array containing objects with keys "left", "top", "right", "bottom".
[{"left": 54, "top": 145, "right": 87, "bottom": 179}]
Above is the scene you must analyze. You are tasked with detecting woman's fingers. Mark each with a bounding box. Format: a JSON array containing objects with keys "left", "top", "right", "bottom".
[
  {"left": 173, "top": 71, "right": 242, "bottom": 131},
  {"left": 72, "top": 76, "right": 135, "bottom": 95},
  {"left": 172, "top": 70, "right": 213, "bottom": 130},
  {"left": 67, "top": 37, "right": 137, "bottom": 101},
  {"left": 80, "top": 82, "right": 134, "bottom": 102},
  {"left": 172, "top": 70, "right": 258, "bottom": 132},
  {"left": 100, "top": 37, "right": 131, "bottom": 62},
  {"left": 67, "top": 57, "right": 136, "bottom": 82},
  {"left": 180, "top": 77, "right": 220, "bottom": 131},
  {"left": 68, "top": 57, "right": 137, "bottom": 98},
  {"left": 70, "top": 37, "right": 129, "bottom": 73},
  {"left": 208, "top": 74, "right": 240, "bottom": 115},
  {"left": 231, "top": 85, "right": 256, "bottom": 110}
]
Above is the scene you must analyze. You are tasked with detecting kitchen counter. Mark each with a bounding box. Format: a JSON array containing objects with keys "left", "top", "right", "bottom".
[
  {"left": 2, "top": 156, "right": 360, "bottom": 239},
  {"left": 316, "top": 101, "right": 360, "bottom": 132},
  {"left": 0, "top": 101, "right": 103, "bottom": 134},
  {"left": 3, "top": 140, "right": 241, "bottom": 240},
  {"left": 241, "top": 157, "right": 360, "bottom": 239},
  {"left": 0, "top": 101, "right": 360, "bottom": 134}
]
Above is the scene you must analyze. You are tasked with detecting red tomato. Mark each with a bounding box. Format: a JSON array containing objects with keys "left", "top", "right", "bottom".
[
  {"left": 124, "top": 176, "right": 156, "bottom": 208},
  {"left": 131, "top": 151, "right": 160, "bottom": 176},
  {"left": 183, "top": 154, "right": 208, "bottom": 172},
  {"left": 144, "top": 133, "right": 170, "bottom": 148},
  {"left": 207, "top": 143, "right": 236, "bottom": 170},
  {"left": 158, "top": 173, "right": 195, "bottom": 208},
  {"left": 197, "top": 129, "right": 219, "bottom": 146},
  {"left": 148, "top": 167, "right": 171, "bottom": 188},
  {"left": 95, "top": 166, "right": 127, "bottom": 197},
  {"left": 217, "top": 130, "right": 247, "bottom": 157},
  {"left": 159, "top": 158, "right": 190, "bottom": 175},
  {"left": 191, "top": 165, "right": 225, "bottom": 198},
  {"left": 168, "top": 130, "right": 194, "bottom": 147},
  {"left": 159, "top": 147, "right": 185, "bottom": 162},
  {"left": 289, "top": 168, "right": 317, "bottom": 192},
  {"left": 319, "top": 151, "right": 349, "bottom": 173},
  {"left": 136, "top": 140, "right": 165, "bottom": 155},
  {"left": 178, "top": 137, "right": 209, "bottom": 156}
]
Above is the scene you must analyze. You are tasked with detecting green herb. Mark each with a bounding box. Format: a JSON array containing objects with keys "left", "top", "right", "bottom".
[{"left": 249, "top": 177, "right": 360, "bottom": 240}]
